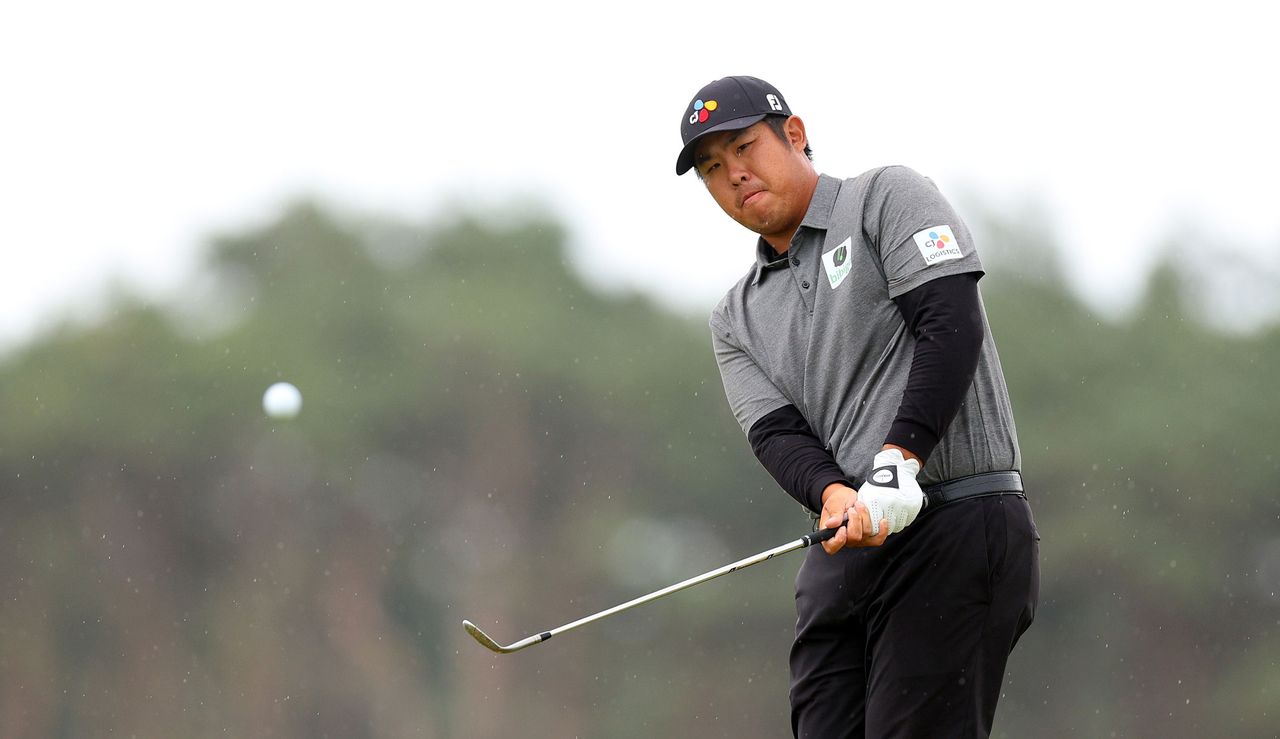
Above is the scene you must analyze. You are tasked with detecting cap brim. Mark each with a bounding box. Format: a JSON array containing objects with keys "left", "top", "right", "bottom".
[{"left": 675, "top": 114, "right": 768, "bottom": 175}]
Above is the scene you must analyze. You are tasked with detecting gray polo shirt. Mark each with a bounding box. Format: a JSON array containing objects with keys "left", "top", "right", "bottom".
[{"left": 709, "top": 166, "right": 1020, "bottom": 491}]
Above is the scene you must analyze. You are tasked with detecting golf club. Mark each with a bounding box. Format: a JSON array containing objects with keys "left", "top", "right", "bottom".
[{"left": 463, "top": 516, "right": 848, "bottom": 654}]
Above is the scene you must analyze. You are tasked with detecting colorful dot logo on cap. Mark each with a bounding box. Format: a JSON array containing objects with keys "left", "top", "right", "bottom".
[
  {"left": 688, "top": 99, "right": 718, "bottom": 125},
  {"left": 928, "top": 231, "right": 951, "bottom": 249}
]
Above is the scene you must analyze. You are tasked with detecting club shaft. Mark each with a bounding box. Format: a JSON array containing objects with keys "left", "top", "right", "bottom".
[
  {"left": 464, "top": 523, "right": 840, "bottom": 653},
  {"left": 546, "top": 533, "right": 815, "bottom": 640}
]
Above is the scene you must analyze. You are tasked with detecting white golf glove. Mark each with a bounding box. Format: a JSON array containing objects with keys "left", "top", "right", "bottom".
[{"left": 858, "top": 449, "right": 925, "bottom": 536}]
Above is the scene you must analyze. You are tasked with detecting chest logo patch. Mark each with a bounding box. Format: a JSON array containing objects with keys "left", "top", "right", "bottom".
[
  {"left": 913, "top": 225, "right": 964, "bottom": 266},
  {"left": 822, "top": 237, "right": 854, "bottom": 289}
]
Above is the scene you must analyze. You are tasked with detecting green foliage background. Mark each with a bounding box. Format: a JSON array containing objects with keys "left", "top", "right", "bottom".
[{"left": 1, "top": 200, "right": 1277, "bottom": 737}]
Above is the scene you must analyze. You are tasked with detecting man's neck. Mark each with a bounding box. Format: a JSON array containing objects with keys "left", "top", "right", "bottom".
[{"left": 761, "top": 172, "right": 820, "bottom": 255}]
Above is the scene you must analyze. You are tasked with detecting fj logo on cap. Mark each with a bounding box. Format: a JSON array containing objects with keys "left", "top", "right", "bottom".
[
  {"left": 766, "top": 94, "right": 783, "bottom": 111},
  {"left": 822, "top": 237, "right": 854, "bottom": 289},
  {"left": 689, "top": 99, "right": 718, "bottom": 124},
  {"left": 913, "top": 225, "right": 963, "bottom": 266}
]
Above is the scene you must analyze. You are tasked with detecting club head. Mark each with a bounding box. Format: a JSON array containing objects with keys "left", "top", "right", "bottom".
[
  {"left": 462, "top": 620, "right": 506, "bottom": 652},
  {"left": 462, "top": 620, "right": 547, "bottom": 654}
]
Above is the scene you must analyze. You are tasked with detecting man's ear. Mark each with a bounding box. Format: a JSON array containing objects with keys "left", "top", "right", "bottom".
[{"left": 784, "top": 115, "right": 809, "bottom": 153}]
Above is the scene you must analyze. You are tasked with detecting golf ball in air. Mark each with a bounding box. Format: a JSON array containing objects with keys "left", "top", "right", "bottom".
[{"left": 263, "top": 382, "right": 303, "bottom": 418}]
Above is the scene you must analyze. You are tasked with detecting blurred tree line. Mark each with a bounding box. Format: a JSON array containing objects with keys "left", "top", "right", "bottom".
[{"left": 1, "top": 199, "right": 1277, "bottom": 738}]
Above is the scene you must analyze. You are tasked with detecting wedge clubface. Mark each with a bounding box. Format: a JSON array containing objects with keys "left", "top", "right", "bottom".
[{"left": 462, "top": 520, "right": 844, "bottom": 654}]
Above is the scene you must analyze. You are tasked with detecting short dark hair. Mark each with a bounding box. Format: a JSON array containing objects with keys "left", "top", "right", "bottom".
[{"left": 765, "top": 115, "right": 813, "bottom": 160}]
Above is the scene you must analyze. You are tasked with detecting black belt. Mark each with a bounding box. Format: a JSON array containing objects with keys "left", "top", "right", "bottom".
[
  {"left": 922, "top": 470, "right": 1024, "bottom": 513},
  {"left": 808, "top": 470, "right": 1024, "bottom": 525}
]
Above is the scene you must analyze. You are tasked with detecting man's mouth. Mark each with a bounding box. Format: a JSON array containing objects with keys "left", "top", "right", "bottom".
[{"left": 741, "top": 190, "right": 765, "bottom": 208}]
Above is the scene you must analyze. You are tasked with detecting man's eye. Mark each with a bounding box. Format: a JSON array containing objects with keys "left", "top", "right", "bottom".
[{"left": 737, "top": 141, "right": 752, "bottom": 154}]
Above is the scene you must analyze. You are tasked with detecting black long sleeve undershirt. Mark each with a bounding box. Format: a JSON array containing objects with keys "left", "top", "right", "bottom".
[
  {"left": 746, "top": 273, "right": 984, "bottom": 512},
  {"left": 747, "top": 405, "right": 850, "bottom": 513},
  {"left": 883, "top": 272, "right": 985, "bottom": 460}
]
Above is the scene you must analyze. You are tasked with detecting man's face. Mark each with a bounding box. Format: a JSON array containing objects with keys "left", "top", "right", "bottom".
[{"left": 692, "top": 117, "right": 817, "bottom": 243}]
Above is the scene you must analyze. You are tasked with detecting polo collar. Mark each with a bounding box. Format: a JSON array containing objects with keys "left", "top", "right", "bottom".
[{"left": 751, "top": 173, "right": 842, "bottom": 285}]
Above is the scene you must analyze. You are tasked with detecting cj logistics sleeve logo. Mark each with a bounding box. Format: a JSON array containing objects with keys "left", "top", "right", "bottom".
[{"left": 912, "top": 225, "right": 964, "bottom": 266}]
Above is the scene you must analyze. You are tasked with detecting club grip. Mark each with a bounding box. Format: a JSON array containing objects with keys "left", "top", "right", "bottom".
[{"left": 800, "top": 515, "right": 850, "bottom": 547}]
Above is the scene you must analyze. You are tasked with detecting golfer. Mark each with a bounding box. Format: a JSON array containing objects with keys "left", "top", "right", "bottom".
[{"left": 677, "top": 76, "right": 1039, "bottom": 738}]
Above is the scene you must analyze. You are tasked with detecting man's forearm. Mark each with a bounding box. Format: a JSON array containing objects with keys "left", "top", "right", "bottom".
[{"left": 748, "top": 404, "right": 849, "bottom": 513}]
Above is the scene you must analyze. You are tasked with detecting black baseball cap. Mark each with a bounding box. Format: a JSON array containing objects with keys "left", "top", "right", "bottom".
[{"left": 675, "top": 76, "right": 793, "bottom": 175}]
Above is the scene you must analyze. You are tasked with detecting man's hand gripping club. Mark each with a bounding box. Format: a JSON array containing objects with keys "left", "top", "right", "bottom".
[{"left": 818, "top": 447, "right": 925, "bottom": 554}]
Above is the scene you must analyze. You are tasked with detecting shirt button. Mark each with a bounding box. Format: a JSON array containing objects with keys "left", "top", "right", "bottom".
[
  {"left": 791, "top": 257, "right": 799, "bottom": 266},
  {"left": 801, "top": 280, "right": 810, "bottom": 289}
]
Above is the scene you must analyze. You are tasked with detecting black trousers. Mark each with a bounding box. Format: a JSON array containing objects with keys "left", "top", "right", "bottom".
[{"left": 789, "top": 494, "right": 1039, "bottom": 739}]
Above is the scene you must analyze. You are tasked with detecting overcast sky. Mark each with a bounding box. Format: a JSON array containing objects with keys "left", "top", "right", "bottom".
[{"left": 2, "top": 1, "right": 1276, "bottom": 350}]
